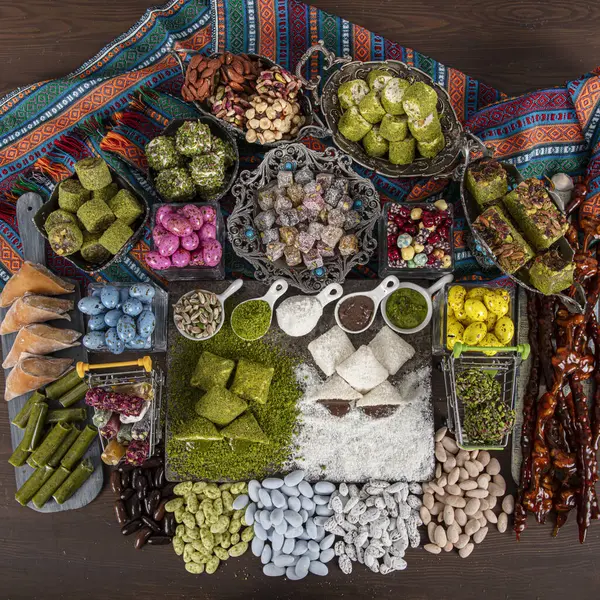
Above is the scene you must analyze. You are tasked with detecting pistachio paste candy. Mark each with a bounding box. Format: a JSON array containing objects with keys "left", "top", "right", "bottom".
[
  {"left": 194, "top": 387, "right": 248, "bottom": 427},
  {"left": 108, "top": 189, "right": 144, "bottom": 226},
  {"left": 229, "top": 358, "right": 274, "bottom": 405},
  {"left": 74, "top": 157, "right": 113, "bottom": 190},
  {"left": 358, "top": 91, "right": 387, "bottom": 124},
  {"left": 99, "top": 219, "right": 134, "bottom": 255},
  {"left": 379, "top": 114, "right": 408, "bottom": 142},
  {"left": 146, "top": 136, "right": 181, "bottom": 171},
  {"left": 77, "top": 198, "right": 116, "bottom": 234},
  {"left": 44, "top": 209, "right": 78, "bottom": 233},
  {"left": 337, "top": 79, "right": 370, "bottom": 109},
  {"left": 155, "top": 167, "right": 196, "bottom": 201},
  {"left": 173, "top": 416, "right": 223, "bottom": 442},
  {"left": 381, "top": 77, "right": 410, "bottom": 115},
  {"left": 417, "top": 133, "right": 445, "bottom": 159},
  {"left": 190, "top": 351, "right": 236, "bottom": 391},
  {"left": 338, "top": 106, "right": 372, "bottom": 142},
  {"left": 402, "top": 81, "right": 438, "bottom": 120},
  {"left": 362, "top": 125, "right": 389, "bottom": 158},
  {"left": 57, "top": 179, "right": 91, "bottom": 213},
  {"left": 92, "top": 182, "right": 119, "bottom": 203},
  {"left": 220, "top": 411, "right": 269, "bottom": 445},
  {"left": 80, "top": 232, "right": 111, "bottom": 263},
  {"left": 175, "top": 121, "right": 212, "bottom": 157},
  {"left": 408, "top": 112, "right": 442, "bottom": 142},
  {"left": 48, "top": 222, "right": 83, "bottom": 256},
  {"left": 366, "top": 68, "right": 393, "bottom": 92},
  {"left": 389, "top": 136, "right": 416, "bottom": 165}
]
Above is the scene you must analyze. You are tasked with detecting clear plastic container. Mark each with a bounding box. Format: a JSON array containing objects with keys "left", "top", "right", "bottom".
[
  {"left": 85, "top": 282, "right": 168, "bottom": 353},
  {"left": 378, "top": 201, "right": 454, "bottom": 279},
  {"left": 148, "top": 202, "right": 225, "bottom": 281},
  {"left": 432, "top": 281, "right": 518, "bottom": 355}
]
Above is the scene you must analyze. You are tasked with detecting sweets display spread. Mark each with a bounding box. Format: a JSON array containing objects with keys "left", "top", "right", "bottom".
[
  {"left": 45, "top": 158, "right": 145, "bottom": 265},
  {"left": 182, "top": 52, "right": 306, "bottom": 144},
  {"left": 146, "top": 121, "right": 236, "bottom": 202},
  {"left": 337, "top": 72, "right": 445, "bottom": 165}
]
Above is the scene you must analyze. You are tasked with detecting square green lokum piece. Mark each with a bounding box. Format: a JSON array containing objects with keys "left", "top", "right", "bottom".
[
  {"left": 77, "top": 198, "right": 115, "bottom": 234},
  {"left": 190, "top": 351, "right": 236, "bottom": 391},
  {"left": 108, "top": 189, "right": 144, "bottom": 226},
  {"left": 194, "top": 387, "right": 248, "bottom": 427},
  {"left": 99, "top": 219, "right": 134, "bottom": 255},
  {"left": 229, "top": 358, "right": 274, "bottom": 405}
]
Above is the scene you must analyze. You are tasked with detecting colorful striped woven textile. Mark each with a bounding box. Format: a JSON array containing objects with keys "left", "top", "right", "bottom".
[{"left": 0, "top": 0, "right": 599, "bottom": 290}]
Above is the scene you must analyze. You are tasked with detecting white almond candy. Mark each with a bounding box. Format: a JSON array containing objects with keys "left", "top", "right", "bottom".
[
  {"left": 424, "top": 543, "right": 441, "bottom": 554},
  {"left": 488, "top": 483, "right": 504, "bottom": 497},
  {"left": 464, "top": 498, "right": 480, "bottom": 516},
  {"left": 441, "top": 436, "right": 459, "bottom": 454},
  {"left": 454, "top": 533, "right": 470, "bottom": 549},
  {"left": 502, "top": 495, "right": 515, "bottom": 515},
  {"left": 429, "top": 482, "right": 445, "bottom": 496},
  {"left": 486, "top": 457, "right": 501, "bottom": 476},
  {"left": 445, "top": 484, "right": 462, "bottom": 497},
  {"left": 479, "top": 498, "right": 490, "bottom": 511},
  {"left": 473, "top": 526, "right": 488, "bottom": 544},
  {"left": 420, "top": 506, "right": 431, "bottom": 525},
  {"left": 478, "top": 451, "right": 491, "bottom": 467},
  {"left": 459, "top": 468, "right": 470, "bottom": 481},
  {"left": 435, "top": 427, "right": 448, "bottom": 442},
  {"left": 430, "top": 502, "right": 444, "bottom": 516},
  {"left": 443, "top": 455, "right": 457, "bottom": 472},
  {"left": 443, "top": 505, "right": 455, "bottom": 526},
  {"left": 427, "top": 522, "right": 437, "bottom": 543},
  {"left": 470, "top": 450, "right": 479, "bottom": 460},
  {"left": 477, "top": 515, "right": 487, "bottom": 527},
  {"left": 445, "top": 495, "right": 466, "bottom": 509},
  {"left": 472, "top": 459, "right": 484, "bottom": 472},
  {"left": 284, "top": 470, "right": 305, "bottom": 488},
  {"left": 477, "top": 474, "right": 490, "bottom": 489},
  {"left": 464, "top": 461, "right": 480, "bottom": 478},
  {"left": 435, "top": 442, "right": 447, "bottom": 463},
  {"left": 465, "top": 519, "right": 481, "bottom": 536},
  {"left": 484, "top": 509, "right": 498, "bottom": 524},
  {"left": 454, "top": 508, "right": 467, "bottom": 527},
  {"left": 456, "top": 449, "right": 469, "bottom": 466},
  {"left": 492, "top": 474, "right": 506, "bottom": 494},
  {"left": 447, "top": 522, "right": 461, "bottom": 544},
  {"left": 459, "top": 542, "right": 474, "bottom": 558},
  {"left": 487, "top": 496, "right": 498, "bottom": 510},
  {"left": 443, "top": 541, "right": 454, "bottom": 552},
  {"left": 423, "top": 493, "right": 434, "bottom": 510},
  {"left": 437, "top": 474, "right": 448, "bottom": 488},
  {"left": 434, "top": 525, "right": 447, "bottom": 548},
  {"left": 448, "top": 467, "right": 460, "bottom": 485},
  {"left": 497, "top": 512, "right": 508, "bottom": 533},
  {"left": 459, "top": 480, "right": 477, "bottom": 491},
  {"left": 435, "top": 463, "right": 442, "bottom": 478},
  {"left": 466, "top": 489, "right": 488, "bottom": 499}
]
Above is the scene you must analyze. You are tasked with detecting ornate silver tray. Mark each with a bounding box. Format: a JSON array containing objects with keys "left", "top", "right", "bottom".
[
  {"left": 295, "top": 40, "right": 465, "bottom": 179},
  {"left": 456, "top": 153, "right": 585, "bottom": 313},
  {"left": 228, "top": 144, "right": 380, "bottom": 293},
  {"left": 172, "top": 50, "right": 329, "bottom": 149}
]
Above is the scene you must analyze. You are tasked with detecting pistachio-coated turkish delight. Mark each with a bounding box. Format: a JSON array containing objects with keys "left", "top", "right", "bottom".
[
  {"left": 146, "top": 136, "right": 181, "bottom": 171},
  {"left": 366, "top": 69, "right": 393, "bottom": 92},
  {"left": 389, "top": 137, "right": 416, "bottom": 165},
  {"left": 80, "top": 232, "right": 111, "bottom": 263},
  {"left": 402, "top": 82, "right": 438, "bottom": 120},
  {"left": 379, "top": 114, "right": 408, "bottom": 142},
  {"left": 190, "top": 155, "right": 225, "bottom": 197},
  {"left": 195, "top": 386, "right": 247, "bottom": 426},
  {"left": 358, "top": 91, "right": 387, "bottom": 124},
  {"left": 45, "top": 209, "right": 78, "bottom": 233},
  {"left": 465, "top": 160, "right": 508, "bottom": 208},
  {"left": 175, "top": 121, "right": 212, "bottom": 156},
  {"left": 155, "top": 167, "right": 195, "bottom": 201},
  {"left": 528, "top": 250, "right": 574, "bottom": 295},
  {"left": 99, "top": 219, "right": 134, "bottom": 255},
  {"left": 337, "top": 79, "right": 370, "bottom": 109},
  {"left": 338, "top": 106, "right": 373, "bottom": 142},
  {"left": 220, "top": 412, "right": 269, "bottom": 444},
  {"left": 48, "top": 222, "right": 83, "bottom": 256},
  {"left": 77, "top": 198, "right": 116, "bottom": 234},
  {"left": 408, "top": 112, "right": 442, "bottom": 142},
  {"left": 173, "top": 416, "right": 223, "bottom": 442},
  {"left": 58, "top": 179, "right": 91, "bottom": 213},
  {"left": 93, "top": 182, "right": 119, "bottom": 203},
  {"left": 230, "top": 358, "right": 275, "bottom": 405},
  {"left": 362, "top": 125, "right": 389, "bottom": 157},
  {"left": 211, "top": 137, "right": 236, "bottom": 168},
  {"left": 381, "top": 78, "right": 410, "bottom": 115},
  {"left": 190, "top": 351, "right": 236, "bottom": 390},
  {"left": 75, "top": 158, "right": 113, "bottom": 190},
  {"left": 108, "top": 189, "right": 143, "bottom": 226},
  {"left": 417, "top": 133, "right": 445, "bottom": 158}
]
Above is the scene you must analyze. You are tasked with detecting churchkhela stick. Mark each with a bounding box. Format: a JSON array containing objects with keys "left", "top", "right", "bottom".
[
  {"left": 22, "top": 402, "right": 48, "bottom": 451},
  {"left": 29, "top": 422, "right": 72, "bottom": 468},
  {"left": 15, "top": 465, "right": 55, "bottom": 506},
  {"left": 11, "top": 391, "right": 46, "bottom": 429},
  {"left": 47, "top": 408, "right": 87, "bottom": 424},
  {"left": 47, "top": 427, "right": 81, "bottom": 468},
  {"left": 53, "top": 459, "right": 94, "bottom": 504},
  {"left": 61, "top": 425, "right": 98, "bottom": 470}
]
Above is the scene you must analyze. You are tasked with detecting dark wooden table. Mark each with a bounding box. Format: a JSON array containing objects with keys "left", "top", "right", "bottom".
[{"left": 1, "top": 1, "right": 600, "bottom": 599}]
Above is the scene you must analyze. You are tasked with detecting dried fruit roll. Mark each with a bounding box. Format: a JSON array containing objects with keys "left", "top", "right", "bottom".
[
  {"left": 15, "top": 465, "right": 55, "bottom": 506},
  {"left": 32, "top": 466, "right": 71, "bottom": 509},
  {"left": 47, "top": 427, "right": 81, "bottom": 468},
  {"left": 11, "top": 391, "right": 46, "bottom": 429},
  {"left": 45, "top": 368, "right": 83, "bottom": 400},
  {"left": 61, "top": 425, "right": 98, "bottom": 470},
  {"left": 29, "top": 422, "right": 73, "bottom": 468},
  {"left": 8, "top": 438, "right": 30, "bottom": 468},
  {"left": 53, "top": 459, "right": 94, "bottom": 504},
  {"left": 58, "top": 381, "right": 88, "bottom": 408},
  {"left": 47, "top": 408, "right": 87, "bottom": 424},
  {"left": 22, "top": 402, "right": 48, "bottom": 452}
]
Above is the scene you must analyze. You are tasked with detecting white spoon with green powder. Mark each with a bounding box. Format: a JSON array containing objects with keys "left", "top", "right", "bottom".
[{"left": 230, "top": 278, "right": 289, "bottom": 341}]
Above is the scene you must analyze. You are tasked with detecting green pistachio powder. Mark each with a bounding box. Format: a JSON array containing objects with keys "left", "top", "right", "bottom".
[
  {"left": 230, "top": 299, "right": 272, "bottom": 340},
  {"left": 167, "top": 324, "right": 300, "bottom": 481}
]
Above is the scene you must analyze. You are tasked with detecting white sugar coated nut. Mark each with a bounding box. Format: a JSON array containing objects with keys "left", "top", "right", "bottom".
[
  {"left": 443, "top": 505, "right": 455, "bottom": 526},
  {"left": 443, "top": 542, "right": 454, "bottom": 552},
  {"left": 434, "top": 525, "right": 447, "bottom": 547},
  {"left": 447, "top": 522, "right": 460, "bottom": 544},
  {"left": 486, "top": 457, "right": 501, "bottom": 476},
  {"left": 284, "top": 470, "right": 305, "bottom": 487},
  {"left": 448, "top": 467, "right": 460, "bottom": 486},
  {"left": 454, "top": 533, "right": 470, "bottom": 549},
  {"left": 492, "top": 474, "right": 507, "bottom": 494},
  {"left": 435, "top": 443, "right": 447, "bottom": 463},
  {"left": 435, "top": 426, "right": 448, "bottom": 442},
  {"left": 460, "top": 480, "right": 477, "bottom": 491},
  {"left": 441, "top": 436, "right": 458, "bottom": 454},
  {"left": 484, "top": 509, "right": 498, "bottom": 524},
  {"left": 420, "top": 506, "right": 432, "bottom": 525},
  {"left": 497, "top": 512, "right": 508, "bottom": 533},
  {"left": 488, "top": 483, "right": 504, "bottom": 497},
  {"left": 473, "top": 526, "right": 489, "bottom": 544},
  {"left": 502, "top": 495, "right": 515, "bottom": 515},
  {"left": 445, "top": 484, "right": 462, "bottom": 496},
  {"left": 465, "top": 519, "right": 481, "bottom": 536},
  {"left": 454, "top": 508, "right": 467, "bottom": 527},
  {"left": 424, "top": 543, "right": 442, "bottom": 554},
  {"left": 464, "top": 498, "right": 480, "bottom": 516},
  {"left": 459, "top": 543, "right": 474, "bottom": 558},
  {"left": 478, "top": 451, "right": 491, "bottom": 467}
]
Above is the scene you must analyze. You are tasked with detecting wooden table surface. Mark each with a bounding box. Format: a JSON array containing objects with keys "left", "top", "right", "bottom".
[{"left": 1, "top": 1, "right": 600, "bottom": 599}]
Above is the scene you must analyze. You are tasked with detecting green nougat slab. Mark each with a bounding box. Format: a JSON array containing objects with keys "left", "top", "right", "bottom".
[
  {"left": 108, "top": 189, "right": 144, "bottom": 226},
  {"left": 362, "top": 126, "right": 389, "bottom": 158},
  {"left": 401, "top": 81, "right": 438, "bottom": 120},
  {"left": 337, "top": 79, "right": 370, "bottom": 109},
  {"left": 47, "top": 408, "right": 87, "bottom": 424},
  {"left": 358, "top": 91, "right": 386, "bottom": 124},
  {"left": 99, "top": 219, "right": 134, "bottom": 255},
  {"left": 379, "top": 114, "right": 408, "bottom": 142},
  {"left": 338, "top": 106, "right": 373, "bottom": 142}
]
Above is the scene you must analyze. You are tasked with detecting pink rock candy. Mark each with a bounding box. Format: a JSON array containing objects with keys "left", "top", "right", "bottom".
[
  {"left": 198, "top": 223, "right": 217, "bottom": 242},
  {"left": 181, "top": 204, "right": 204, "bottom": 230},
  {"left": 171, "top": 248, "right": 191, "bottom": 267},
  {"left": 156, "top": 205, "right": 175, "bottom": 228},
  {"left": 181, "top": 231, "right": 200, "bottom": 251},
  {"left": 145, "top": 251, "right": 172, "bottom": 270}
]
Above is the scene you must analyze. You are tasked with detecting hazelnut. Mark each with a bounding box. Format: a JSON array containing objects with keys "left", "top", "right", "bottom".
[
  {"left": 414, "top": 243, "right": 425, "bottom": 253},
  {"left": 401, "top": 246, "right": 416, "bottom": 261},
  {"left": 434, "top": 199, "right": 448, "bottom": 211},
  {"left": 411, "top": 207, "right": 423, "bottom": 220}
]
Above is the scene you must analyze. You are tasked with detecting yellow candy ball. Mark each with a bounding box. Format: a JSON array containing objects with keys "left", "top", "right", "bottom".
[
  {"left": 480, "top": 333, "right": 502, "bottom": 356},
  {"left": 496, "top": 289, "right": 511, "bottom": 303},
  {"left": 466, "top": 287, "right": 487, "bottom": 300},
  {"left": 448, "top": 285, "right": 466, "bottom": 311},
  {"left": 463, "top": 322, "right": 487, "bottom": 346},
  {"left": 447, "top": 306, "right": 454, "bottom": 319},
  {"left": 446, "top": 320, "right": 465, "bottom": 350},
  {"left": 464, "top": 298, "right": 488, "bottom": 322},
  {"left": 485, "top": 311, "right": 498, "bottom": 333},
  {"left": 484, "top": 290, "right": 509, "bottom": 317},
  {"left": 453, "top": 305, "right": 468, "bottom": 323},
  {"left": 495, "top": 316, "right": 515, "bottom": 345}
]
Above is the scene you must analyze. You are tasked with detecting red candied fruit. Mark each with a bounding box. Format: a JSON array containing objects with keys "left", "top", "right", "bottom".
[
  {"left": 388, "top": 247, "right": 400, "bottom": 262},
  {"left": 427, "top": 254, "right": 437, "bottom": 265},
  {"left": 428, "top": 232, "right": 441, "bottom": 245}
]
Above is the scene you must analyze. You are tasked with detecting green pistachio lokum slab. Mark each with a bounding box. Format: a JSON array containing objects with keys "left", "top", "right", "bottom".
[
  {"left": 337, "top": 79, "right": 370, "bottom": 109},
  {"left": 358, "top": 91, "right": 387, "bottom": 124},
  {"left": 58, "top": 179, "right": 91, "bottom": 213},
  {"left": 366, "top": 69, "right": 393, "bottom": 92},
  {"left": 220, "top": 412, "right": 269, "bottom": 444},
  {"left": 379, "top": 114, "right": 408, "bottom": 142},
  {"left": 381, "top": 78, "right": 410, "bottom": 115},
  {"left": 108, "top": 189, "right": 144, "bottom": 226},
  {"left": 402, "top": 82, "right": 438, "bottom": 120},
  {"left": 528, "top": 250, "right": 574, "bottom": 295},
  {"left": 99, "top": 219, "right": 134, "bottom": 255},
  {"left": 338, "top": 106, "right": 373, "bottom": 142},
  {"left": 229, "top": 358, "right": 274, "bottom": 405},
  {"left": 195, "top": 387, "right": 248, "bottom": 427},
  {"left": 408, "top": 112, "right": 442, "bottom": 142},
  {"left": 92, "top": 182, "right": 118, "bottom": 203},
  {"left": 190, "top": 351, "right": 236, "bottom": 391},
  {"left": 389, "top": 136, "right": 416, "bottom": 165},
  {"left": 362, "top": 125, "right": 389, "bottom": 158},
  {"left": 155, "top": 167, "right": 196, "bottom": 201},
  {"left": 417, "top": 133, "right": 445, "bottom": 158},
  {"left": 74, "top": 158, "right": 113, "bottom": 190},
  {"left": 77, "top": 198, "right": 116, "bottom": 234}
]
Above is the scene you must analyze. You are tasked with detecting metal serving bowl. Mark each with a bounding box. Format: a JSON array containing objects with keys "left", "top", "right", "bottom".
[
  {"left": 227, "top": 143, "right": 381, "bottom": 293},
  {"left": 294, "top": 40, "right": 465, "bottom": 179}
]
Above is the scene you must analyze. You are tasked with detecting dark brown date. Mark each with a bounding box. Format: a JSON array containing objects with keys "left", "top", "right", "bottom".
[
  {"left": 147, "top": 535, "right": 172, "bottom": 546},
  {"left": 131, "top": 468, "right": 142, "bottom": 490},
  {"left": 114, "top": 500, "right": 128, "bottom": 526},
  {"left": 120, "top": 488, "right": 134, "bottom": 502},
  {"left": 118, "top": 463, "right": 135, "bottom": 473},
  {"left": 147, "top": 489, "right": 161, "bottom": 515},
  {"left": 120, "top": 470, "right": 131, "bottom": 489},
  {"left": 163, "top": 513, "right": 176, "bottom": 536},
  {"left": 141, "top": 515, "right": 161, "bottom": 533},
  {"left": 141, "top": 456, "right": 162, "bottom": 470},
  {"left": 134, "top": 474, "right": 148, "bottom": 494},
  {"left": 128, "top": 497, "right": 142, "bottom": 520},
  {"left": 154, "top": 466, "right": 165, "bottom": 488},
  {"left": 122, "top": 519, "right": 143, "bottom": 536},
  {"left": 134, "top": 526, "right": 153, "bottom": 549},
  {"left": 153, "top": 498, "right": 168, "bottom": 522},
  {"left": 162, "top": 482, "right": 176, "bottom": 497},
  {"left": 137, "top": 488, "right": 147, "bottom": 501},
  {"left": 110, "top": 470, "right": 122, "bottom": 495}
]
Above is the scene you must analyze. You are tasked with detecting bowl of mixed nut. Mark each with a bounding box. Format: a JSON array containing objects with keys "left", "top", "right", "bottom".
[{"left": 175, "top": 50, "right": 328, "bottom": 147}]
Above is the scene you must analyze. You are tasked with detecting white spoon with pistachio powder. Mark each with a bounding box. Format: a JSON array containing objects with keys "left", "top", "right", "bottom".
[
  {"left": 276, "top": 282, "right": 344, "bottom": 337},
  {"left": 230, "top": 278, "right": 289, "bottom": 341}
]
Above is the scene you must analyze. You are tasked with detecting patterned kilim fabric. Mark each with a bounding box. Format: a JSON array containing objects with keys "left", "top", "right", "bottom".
[{"left": 0, "top": 0, "right": 599, "bottom": 290}]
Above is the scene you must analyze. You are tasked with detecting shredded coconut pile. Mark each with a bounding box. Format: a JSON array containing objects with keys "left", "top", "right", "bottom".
[{"left": 292, "top": 363, "right": 435, "bottom": 483}]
